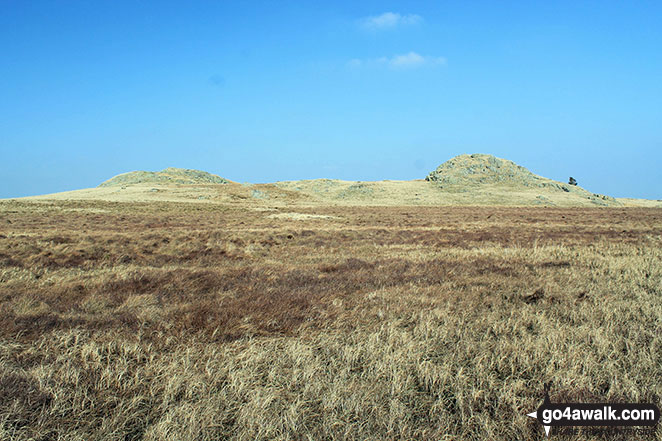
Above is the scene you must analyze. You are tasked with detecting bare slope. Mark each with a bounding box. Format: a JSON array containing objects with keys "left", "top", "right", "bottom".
[{"left": 99, "top": 167, "right": 231, "bottom": 187}]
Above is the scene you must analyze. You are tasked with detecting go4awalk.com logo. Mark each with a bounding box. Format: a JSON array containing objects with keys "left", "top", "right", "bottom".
[{"left": 527, "top": 383, "right": 660, "bottom": 437}]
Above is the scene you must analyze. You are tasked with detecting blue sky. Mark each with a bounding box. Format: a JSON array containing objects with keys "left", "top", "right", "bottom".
[{"left": 1, "top": 0, "right": 661, "bottom": 199}]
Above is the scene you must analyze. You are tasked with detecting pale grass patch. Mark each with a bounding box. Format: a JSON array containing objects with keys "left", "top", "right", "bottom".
[{"left": 267, "top": 213, "right": 339, "bottom": 220}]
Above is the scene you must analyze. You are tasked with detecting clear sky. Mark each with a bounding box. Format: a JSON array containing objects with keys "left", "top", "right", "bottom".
[{"left": 1, "top": 1, "right": 661, "bottom": 199}]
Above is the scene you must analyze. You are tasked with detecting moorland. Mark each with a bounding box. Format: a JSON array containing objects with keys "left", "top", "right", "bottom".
[
  {"left": 1, "top": 198, "right": 661, "bottom": 440},
  {"left": 2, "top": 155, "right": 661, "bottom": 440}
]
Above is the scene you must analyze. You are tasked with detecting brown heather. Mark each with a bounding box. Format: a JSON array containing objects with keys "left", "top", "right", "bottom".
[{"left": 0, "top": 200, "right": 661, "bottom": 440}]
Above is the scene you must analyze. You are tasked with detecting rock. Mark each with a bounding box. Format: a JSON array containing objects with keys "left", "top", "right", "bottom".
[
  {"left": 425, "top": 154, "right": 546, "bottom": 186},
  {"left": 251, "top": 189, "right": 268, "bottom": 199},
  {"left": 425, "top": 154, "right": 620, "bottom": 206}
]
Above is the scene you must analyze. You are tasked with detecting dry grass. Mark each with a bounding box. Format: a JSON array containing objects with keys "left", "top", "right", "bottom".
[
  {"left": 21, "top": 178, "right": 662, "bottom": 207},
  {"left": 1, "top": 200, "right": 661, "bottom": 440}
]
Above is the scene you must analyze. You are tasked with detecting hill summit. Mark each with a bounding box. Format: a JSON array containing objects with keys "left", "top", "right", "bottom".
[
  {"left": 98, "top": 167, "right": 230, "bottom": 187},
  {"left": 425, "top": 153, "right": 549, "bottom": 187},
  {"left": 423, "top": 153, "right": 621, "bottom": 205}
]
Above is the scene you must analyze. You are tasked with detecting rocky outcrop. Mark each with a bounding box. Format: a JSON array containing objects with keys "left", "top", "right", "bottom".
[{"left": 99, "top": 167, "right": 230, "bottom": 187}]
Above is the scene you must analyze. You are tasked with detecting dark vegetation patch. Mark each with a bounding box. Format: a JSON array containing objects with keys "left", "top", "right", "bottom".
[
  {"left": 0, "top": 370, "right": 53, "bottom": 433},
  {"left": 2, "top": 256, "right": 530, "bottom": 341}
]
